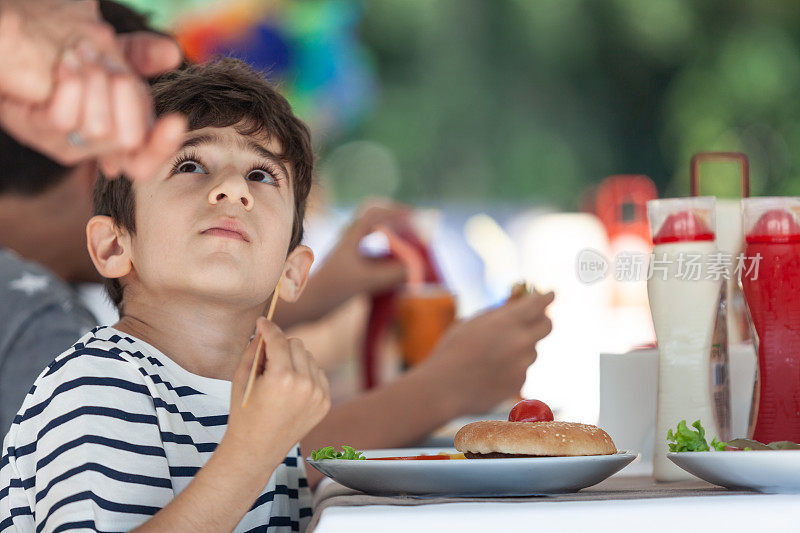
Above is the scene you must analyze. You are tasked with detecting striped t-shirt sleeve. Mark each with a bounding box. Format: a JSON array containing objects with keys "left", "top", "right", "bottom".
[{"left": 1, "top": 347, "right": 174, "bottom": 532}]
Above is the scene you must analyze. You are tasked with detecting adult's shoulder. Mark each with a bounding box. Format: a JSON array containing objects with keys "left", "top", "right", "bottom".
[
  {"left": 0, "top": 249, "right": 100, "bottom": 431},
  {"left": 0, "top": 248, "right": 96, "bottom": 340}
]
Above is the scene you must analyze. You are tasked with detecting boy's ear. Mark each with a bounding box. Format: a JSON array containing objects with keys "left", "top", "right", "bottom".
[
  {"left": 86, "top": 215, "right": 132, "bottom": 279},
  {"left": 279, "top": 245, "right": 314, "bottom": 302}
]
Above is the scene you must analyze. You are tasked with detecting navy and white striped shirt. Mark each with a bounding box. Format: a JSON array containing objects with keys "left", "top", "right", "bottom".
[{"left": 0, "top": 326, "right": 311, "bottom": 532}]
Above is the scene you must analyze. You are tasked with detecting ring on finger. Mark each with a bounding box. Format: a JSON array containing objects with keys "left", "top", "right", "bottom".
[{"left": 67, "top": 131, "right": 87, "bottom": 148}]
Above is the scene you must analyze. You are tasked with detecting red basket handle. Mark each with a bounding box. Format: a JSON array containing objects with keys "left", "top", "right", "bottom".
[{"left": 690, "top": 152, "right": 749, "bottom": 198}]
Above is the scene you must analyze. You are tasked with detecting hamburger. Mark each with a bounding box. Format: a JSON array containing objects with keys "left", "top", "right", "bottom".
[{"left": 454, "top": 420, "right": 617, "bottom": 458}]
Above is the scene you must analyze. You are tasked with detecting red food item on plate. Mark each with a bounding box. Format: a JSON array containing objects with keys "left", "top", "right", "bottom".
[{"left": 508, "top": 399, "right": 554, "bottom": 423}]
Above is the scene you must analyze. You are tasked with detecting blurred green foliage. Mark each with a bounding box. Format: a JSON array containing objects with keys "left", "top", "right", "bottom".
[{"left": 320, "top": 0, "right": 800, "bottom": 207}]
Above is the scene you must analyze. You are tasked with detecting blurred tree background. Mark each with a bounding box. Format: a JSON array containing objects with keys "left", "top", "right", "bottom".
[{"left": 124, "top": 0, "right": 800, "bottom": 207}]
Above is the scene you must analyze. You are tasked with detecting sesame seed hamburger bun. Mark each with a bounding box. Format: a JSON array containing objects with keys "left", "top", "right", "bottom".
[{"left": 454, "top": 420, "right": 617, "bottom": 457}]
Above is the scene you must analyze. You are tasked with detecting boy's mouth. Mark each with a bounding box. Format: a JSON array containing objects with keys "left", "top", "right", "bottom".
[{"left": 201, "top": 219, "right": 251, "bottom": 242}]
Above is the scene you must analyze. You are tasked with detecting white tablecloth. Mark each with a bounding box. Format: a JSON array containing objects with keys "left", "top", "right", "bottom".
[{"left": 311, "top": 472, "right": 796, "bottom": 533}]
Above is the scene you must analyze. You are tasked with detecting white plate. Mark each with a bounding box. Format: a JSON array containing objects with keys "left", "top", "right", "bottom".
[
  {"left": 307, "top": 447, "right": 637, "bottom": 496},
  {"left": 668, "top": 450, "right": 800, "bottom": 493}
]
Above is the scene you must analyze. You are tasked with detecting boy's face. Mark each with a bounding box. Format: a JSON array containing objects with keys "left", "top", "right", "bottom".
[{"left": 126, "top": 125, "right": 296, "bottom": 306}]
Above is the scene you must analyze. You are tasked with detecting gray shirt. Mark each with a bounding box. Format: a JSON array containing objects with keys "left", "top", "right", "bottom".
[{"left": 0, "top": 247, "right": 96, "bottom": 434}]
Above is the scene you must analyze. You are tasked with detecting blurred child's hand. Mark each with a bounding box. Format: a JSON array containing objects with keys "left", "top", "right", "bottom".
[
  {"left": 419, "top": 291, "right": 555, "bottom": 415},
  {"left": 276, "top": 199, "right": 411, "bottom": 327},
  {"left": 326, "top": 200, "right": 412, "bottom": 295},
  {"left": 227, "top": 318, "right": 331, "bottom": 464}
]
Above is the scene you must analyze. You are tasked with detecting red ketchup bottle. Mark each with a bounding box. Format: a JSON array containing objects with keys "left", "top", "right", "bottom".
[{"left": 741, "top": 198, "right": 800, "bottom": 443}]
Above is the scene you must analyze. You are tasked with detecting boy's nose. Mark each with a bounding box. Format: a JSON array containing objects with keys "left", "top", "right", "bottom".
[{"left": 208, "top": 178, "right": 254, "bottom": 211}]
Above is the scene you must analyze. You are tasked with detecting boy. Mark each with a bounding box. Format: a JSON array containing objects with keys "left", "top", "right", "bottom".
[{"left": 1, "top": 58, "right": 330, "bottom": 532}]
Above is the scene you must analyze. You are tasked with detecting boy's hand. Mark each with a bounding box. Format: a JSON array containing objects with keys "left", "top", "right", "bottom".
[
  {"left": 130, "top": 320, "right": 329, "bottom": 532},
  {"left": 227, "top": 318, "right": 331, "bottom": 466},
  {"left": 419, "top": 291, "right": 555, "bottom": 415}
]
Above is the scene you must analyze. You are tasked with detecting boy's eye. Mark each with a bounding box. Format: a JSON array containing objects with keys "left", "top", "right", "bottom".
[
  {"left": 247, "top": 169, "right": 277, "bottom": 185},
  {"left": 176, "top": 160, "right": 207, "bottom": 174}
]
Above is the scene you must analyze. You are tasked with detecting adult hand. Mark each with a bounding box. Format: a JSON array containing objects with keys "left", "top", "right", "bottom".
[
  {"left": 420, "top": 291, "right": 555, "bottom": 415},
  {"left": 0, "top": 0, "right": 186, "bottom": 181},
  {"left": 0, "top": 0, "right": 180, "bottom": 101}
]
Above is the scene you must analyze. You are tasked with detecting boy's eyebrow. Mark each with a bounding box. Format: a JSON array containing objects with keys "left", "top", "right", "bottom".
[
  {"left": 239, "top": 138, "right": 291, "bottom": 179},
  {"left": 180, "top": 133, "right": 290, "bottom": 178}
]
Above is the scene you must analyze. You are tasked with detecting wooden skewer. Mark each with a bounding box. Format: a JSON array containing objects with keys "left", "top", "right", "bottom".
[{"left": 242, "top": 276, "right": 282, "bottom": 407}]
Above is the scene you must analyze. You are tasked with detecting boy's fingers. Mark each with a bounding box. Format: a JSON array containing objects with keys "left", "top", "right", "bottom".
[
  {"left": 256, "top": 318, "right": 291, "bottom": 371},
  {"left": 315, "top": 364, "right": 330, "bottom": 396},
  {"left": 365, "top": 258, "right": 406, "bottom": 290},
  {"left": 288, "top": 338, "right": 311, "bottom": 376},
  {"left": 233, "top": 332, "right": 260, "bottom": 394}
]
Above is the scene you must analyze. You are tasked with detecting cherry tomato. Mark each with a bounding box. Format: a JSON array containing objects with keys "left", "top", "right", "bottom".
[{"left": 508, "top": 399, "right": 554, "bottom": 423}]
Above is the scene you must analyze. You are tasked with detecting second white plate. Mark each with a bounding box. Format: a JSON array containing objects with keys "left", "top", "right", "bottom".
[{"left": 668, "top": 450, "right": 800, "bottom": 493}]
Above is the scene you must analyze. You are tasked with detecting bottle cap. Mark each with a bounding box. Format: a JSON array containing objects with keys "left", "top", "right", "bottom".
[{"left": 647, "top": 197, "right": 716, "bottom": 245}]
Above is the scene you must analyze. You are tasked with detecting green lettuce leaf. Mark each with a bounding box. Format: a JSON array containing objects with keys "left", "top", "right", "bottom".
[
  {"left": 666, "top": 420, "right": 726, "bottom": 452},
  {"left": 311, "top": 445, "right": 366, "bottom": 461}
]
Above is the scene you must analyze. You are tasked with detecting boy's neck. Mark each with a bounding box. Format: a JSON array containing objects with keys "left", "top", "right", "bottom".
[{"left": 115, "top": 294, "right": 266, "bottom": 381}]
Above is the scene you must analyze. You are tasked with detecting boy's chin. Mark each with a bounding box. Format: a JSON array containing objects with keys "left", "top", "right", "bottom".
[{"left": 182, "top": 270, "right": 277, "bottom": 307}]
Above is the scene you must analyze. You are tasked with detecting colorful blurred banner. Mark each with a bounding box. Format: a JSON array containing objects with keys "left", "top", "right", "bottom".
[{"left": 122, "top": 0, "right": 376, "bottom": 138}]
